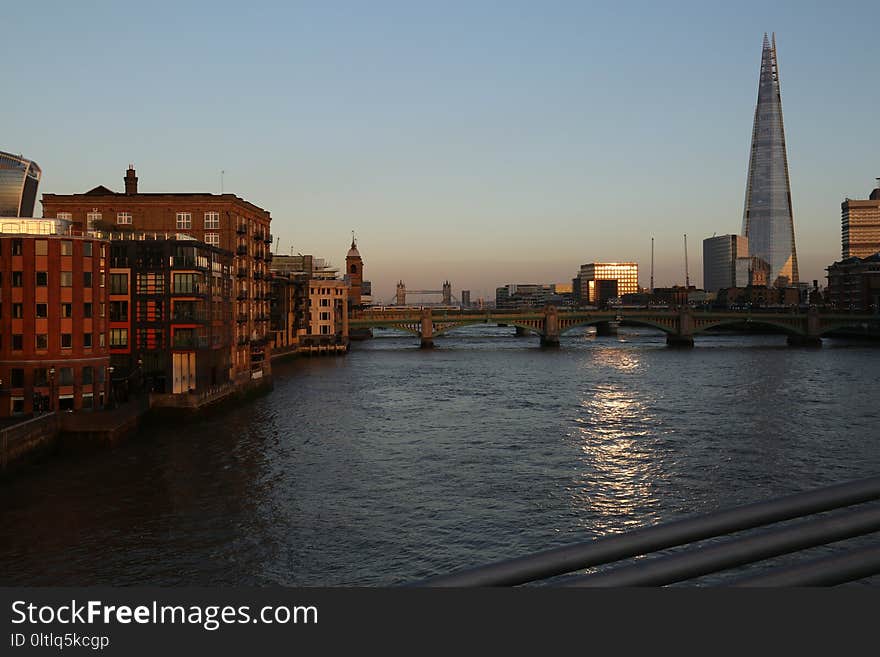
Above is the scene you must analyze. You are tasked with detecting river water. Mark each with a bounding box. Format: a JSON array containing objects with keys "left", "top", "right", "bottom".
[{"left": 2, "top": 327, "right": 879, "bottom": 585}]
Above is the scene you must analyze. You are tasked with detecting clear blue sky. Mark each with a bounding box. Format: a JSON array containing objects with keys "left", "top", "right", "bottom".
[{"left": 4, "top": 0, "right": 878, "bottom": 302}]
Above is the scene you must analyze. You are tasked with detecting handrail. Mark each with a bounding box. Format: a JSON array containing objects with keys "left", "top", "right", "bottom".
[{"left": 412, "top": 475, "right": 880, "bottom": 587}]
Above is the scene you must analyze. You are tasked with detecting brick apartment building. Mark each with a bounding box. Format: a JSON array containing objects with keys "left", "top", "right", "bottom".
[
  {"left": 0, "top": 218, "right": 110, "bottom": 417},
  {"left": 41, "top": 167, "right": 272, "bottom": 381}
]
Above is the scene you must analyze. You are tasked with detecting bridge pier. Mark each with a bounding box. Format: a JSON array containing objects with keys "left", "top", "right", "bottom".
[
  {"left": 420, "top": 308, "right": 434, "bottom": 349},
  {"left": 666, "top": 334, "right": 694, "bottom": 348},
  {"left": 595, "top": 321, "right": 618, "bottom": 337},
  {"left": 515, "top": 326, "right": 530, "bottom": 337},
  {"left": 542, "top": 305, "right": 560, "bottom": 348},
  {"left": 787, "top": 335, "right": 822, "bottom": 348}
]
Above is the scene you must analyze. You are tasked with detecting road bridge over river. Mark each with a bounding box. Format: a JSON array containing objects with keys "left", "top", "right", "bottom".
[{"left": 349, "top": 306, "right": 880, "bottom": 349}]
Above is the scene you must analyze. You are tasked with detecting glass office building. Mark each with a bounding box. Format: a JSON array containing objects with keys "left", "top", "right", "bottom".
[
  {"left": 742, "top": 34, "right": 799, "bottom": 287},
  {"left": 703, "top": 235, "right": 749, "bottom": 292},
  {"left": 0, "top": 151, "right": 42, "bottom": 217}
]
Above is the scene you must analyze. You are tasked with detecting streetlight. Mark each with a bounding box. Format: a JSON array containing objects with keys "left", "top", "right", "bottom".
[
  {"left": 48, "top": 367, "right": 55, "bottom": 412},
  {"left": 107, "top": 366, "right": 115, "bottom": 409}
]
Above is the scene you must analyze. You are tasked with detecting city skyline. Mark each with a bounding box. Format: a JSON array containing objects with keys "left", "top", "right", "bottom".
[{"left": 4, "top": 1, "right": 879, "bottom": 300}]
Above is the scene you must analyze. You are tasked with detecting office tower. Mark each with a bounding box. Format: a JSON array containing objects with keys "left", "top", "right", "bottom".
[
  {"left": 742, "top": 34, "right": 799, "bottom": 287},
  {"left": 0, "top": 151, "right": 41, "bottom": 217},
  {"left": 703, "top": 235, "right": 749, "bottom": 292},
  {"left": 841, "top": 180, "right": 880, "bottom": 258}
]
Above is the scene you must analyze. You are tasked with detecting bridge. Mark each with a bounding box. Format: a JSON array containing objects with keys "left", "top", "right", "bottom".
[{"left": 349, "top": 306, "right": 880, "bottom": 349}]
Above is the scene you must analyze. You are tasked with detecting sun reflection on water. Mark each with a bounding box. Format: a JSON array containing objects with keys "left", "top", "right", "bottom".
[{"left": 568, "top": 383, "right": 668, "bottom": 535}]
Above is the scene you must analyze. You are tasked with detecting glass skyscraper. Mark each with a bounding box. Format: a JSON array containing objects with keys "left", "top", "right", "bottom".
[
  {"left": 0, "top": 150, "right": 42, "bottom": 217},
  {"left": 742, "top": 34, "right": 799, "bottom": 287}
]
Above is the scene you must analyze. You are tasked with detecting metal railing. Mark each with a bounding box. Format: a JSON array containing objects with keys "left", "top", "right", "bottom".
[{"left": 413, "top": 476, "right": 880, "bottom": 587}]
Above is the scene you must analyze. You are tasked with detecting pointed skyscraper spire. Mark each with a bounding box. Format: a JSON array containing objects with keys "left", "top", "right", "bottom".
[{"left": 742, "top": 33, "right": 799, "bottom": 286}]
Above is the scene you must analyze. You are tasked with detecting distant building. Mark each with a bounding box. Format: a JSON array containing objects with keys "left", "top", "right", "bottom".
[
  {"left": 0, "top": 151, "right": 41, "bottom": 217},
  {"left": 307, "top": 280, "right": 349, "bottom": 347},
  {"left": 735, "top": 255, "right": 771, "bottom": 287},
  {"left": 826, "top": 253, "right": 880, "bottom": 312},
  {"left": 495, "top": 284, "right": 556, "bottom": 309},
  {"left": 461, "top": 290, "right": 471, "bottom": 308},
  {"left": 841, "top": 181, "right": 880, "bottom": 259},
  {"left": 0, "top": 218, "right": 109, "bottom": 416},
  {"left": 574, "top": 263, "right": 639, "bottom": 306},
  {"left": 703, "top": 235, "right": 749, "bottom": 292},
  {"left": 715, "top": 285, "right": 800, "bottom": 309}
]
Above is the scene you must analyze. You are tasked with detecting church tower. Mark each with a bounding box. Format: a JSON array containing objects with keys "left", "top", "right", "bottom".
[{"left": 346, "top": 234, "right": 364, "bottom": 308}]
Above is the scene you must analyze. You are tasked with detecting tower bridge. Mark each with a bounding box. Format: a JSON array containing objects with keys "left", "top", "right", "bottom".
[
  {"left": 350, "top": 306, "right": 880, "bottom": 349},
  {"left": 394, "top": 280, "right": 453, "bottom": 306}
]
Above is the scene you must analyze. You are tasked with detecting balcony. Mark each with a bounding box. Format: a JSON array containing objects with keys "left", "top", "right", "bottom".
[
  {"left": 253, "top": 271, "right": 263, "bottom": 280},
  {"left": 172, "top": 336, "right": 210, "bottom": 349},
  {"left": 236, "top": 267, "right": 247, "bottom": 278},
  {"left": 172, "top": 309, "right": 209, "bottom": 322},
  {"left": 265, "top": 252, "right": 273, "bottom": 263},
  {"left": 254, "top": 251, "right": 264, "bottom": 261},
  {"left": 236, "top": 223, "right": 247, "bottom": 235},
  {"left": 264, "top": 232, "right": 273, "bottom": 245},
  {"left": 237, "top": 336, "right": 249, "bottom": 346},
  {"left": 236, "top": 313, "right": 248, "bottom": 323},
  {"left": 237, "top": 291, "right": 249, "bottom": 301},
  {"left": 253, "top": 229, "right": 265, "bottom": 242}
]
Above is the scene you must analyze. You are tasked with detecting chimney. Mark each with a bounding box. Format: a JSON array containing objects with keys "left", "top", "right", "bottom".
[{"left": 124, "top": 165, "right": 138, "bottom": 195}]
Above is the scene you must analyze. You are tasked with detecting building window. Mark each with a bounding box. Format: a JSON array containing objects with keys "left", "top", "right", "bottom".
[
  {"left": 82, "top": 367, "right": 93, "bottom": 384},
  {"left": 84, "top": 271, "right": 93, "bottom": 287},
  {"left": 320, "top": 298, "right": 330, "bottom": 307},
  {"left": 57, "top": 212, "right": 72, "bottom": 221},
  {"left": 117, "top": 212, "right": 132, "bottom": 224},
  {"left": 84, "top": 302, "right": 93, "bottom": 318},
  {"left": 137, "top": 273, "right": 165, "bottom": 295},
  {"left": 84, "top": 333, "right": 93, "bottom": 348},
  {"left": 204, "top": 212, "right": 220, "bottom": 229},
  {"left": 35, "top": 303, "right": 48, "bottom": 318},
  {"left": 110, "top": 273, "right": 129, "bottom": 294},
  {"left": 99, "top": 333, "right": 106, "bottom": 347},
  {"left": 59, "top": 367, "right": 74, "bottom": 386},
  {"left": 320, "top": 325, "right": 330, "bottom": 335},
  {"left": 205, "top": 232, "right": 220, "bottom": 247},
  {"left": 12, "top": 335, "right": 23, "bottom": 350},
  {"left": 83, "top": 241, "right": 93, "bottom": 257},
  {"left": 11, "top": 368, "right": 24, "bottom": 387},
  {"left": 86, "top": 212, "right": 102, "bottom": 230},
  {"left": 12, "top": 271, "right": 23, "bottom": 287},
  {"left": 60, "top": 271, "right": 73, "bottom": 287},
  {"left": 11, "top": 239, "right": 23, "bottom": 255},
  {"left": 36, "top": 271, "right": 48, "bottom": 286},
  {"left": 33, "top": 368, "right": 48, "bottom": 386},
  {"left": 109, "top": 300, "right": 129, "bottom": 322},
  {"left": 35, "top": 240, "right": 48, "bottom": 256},
  {"left": 61, "top": 303, "right": 73, "bottom": 318},
  {"left": 110, "top": 328, "right": 128, "bottom": 347},
  {"left": 173, "top": 273, "right": 200, "bottom": 294},
  {"left": 61, "top": 334, "right": 72, "bottom": 349},
  {"left": 100, "top": 303, "right": 105, "bottom": 317},
  {"left": 36, "top": 334, "right": 48, "bottom": 350},
  {"left": 12, "top": 303, "right": 23, "bottom": 318},
  {"left": 61, "top": 240, "right": 73, "bottom": 256},
  {"left": 176, "top": 213, "right": 192, "bottom": 230}
]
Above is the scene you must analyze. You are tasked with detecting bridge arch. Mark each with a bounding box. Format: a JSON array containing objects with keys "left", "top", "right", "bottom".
[
  {"left": 433, "top": 319, "right": 545, "bottom": 338},
  {"left": 691, "top": 318, "right": 804, "bottom": 336},
  {"left": 559, "top": 318, "right": 674, "bottom": 336},
  {"left": 817, "top": 318, "right": 878, "bottom": 337}
]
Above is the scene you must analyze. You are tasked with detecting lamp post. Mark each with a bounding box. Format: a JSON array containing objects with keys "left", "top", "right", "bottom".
[
  {"left": 107, "top": 366, "right": 115, "bottom": 409},
  {"left": 48, "top": 367, "right": 55, "bottom": 412}
]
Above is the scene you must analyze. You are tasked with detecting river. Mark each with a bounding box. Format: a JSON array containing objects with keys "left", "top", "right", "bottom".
[{"left": 2, "top": 326, "right": 879, "bottom": 585}]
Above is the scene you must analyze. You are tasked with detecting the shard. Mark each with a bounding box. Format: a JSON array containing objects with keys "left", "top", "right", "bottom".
[{"left": 742, "top": 33, "right": 799, "bottom": 287}]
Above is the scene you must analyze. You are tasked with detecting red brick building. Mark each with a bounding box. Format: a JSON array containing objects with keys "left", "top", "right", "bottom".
[
  {"left": 41, "top": 167, "right": 272, "bottom": 381},
  {"left": 0, "top": 219, "right": 110, "bottom": 417}
]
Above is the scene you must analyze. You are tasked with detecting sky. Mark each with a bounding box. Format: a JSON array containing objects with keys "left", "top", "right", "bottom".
[{"left": 3, "top": 1, "right": 878, "bottom": 303}]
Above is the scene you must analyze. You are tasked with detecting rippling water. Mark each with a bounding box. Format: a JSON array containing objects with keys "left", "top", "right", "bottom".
[{"left": 2, "top": 327, "right": 879, "bottom": 585}]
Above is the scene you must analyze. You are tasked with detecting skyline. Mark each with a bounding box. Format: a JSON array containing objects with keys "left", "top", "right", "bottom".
[{"left": 4, "top": 1, "right": 879, "bottom": 302}]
